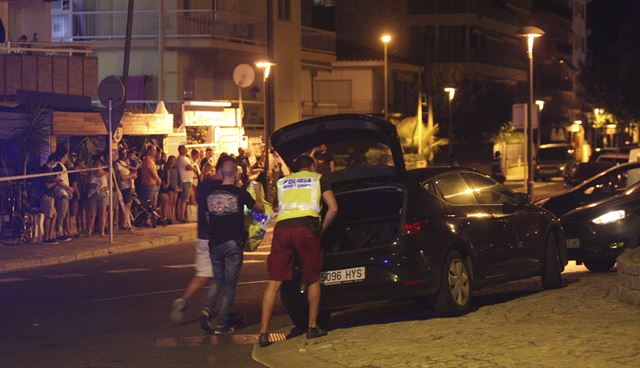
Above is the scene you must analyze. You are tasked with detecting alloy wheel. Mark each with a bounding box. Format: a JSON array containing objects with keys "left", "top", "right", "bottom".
[{"left": 448, "top": 259, "right": 470, "bottom": 306}]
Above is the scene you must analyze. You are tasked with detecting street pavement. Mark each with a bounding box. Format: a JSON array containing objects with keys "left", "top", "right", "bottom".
[
  {"left": 0, "top": 180, "right": 592, "bottom": 368},
  {"left": 254, "top": 266, "right": 640, "bottom": 368},
  {"left": 0, "top": 240, "right": 285, "bottom": 368}
]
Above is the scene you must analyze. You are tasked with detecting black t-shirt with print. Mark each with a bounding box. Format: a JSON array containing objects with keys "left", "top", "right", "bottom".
[
  {"left": 201, "top": 184, "right": 255, "bottom": 247},
  {"left": 196, "top": 178, "right": 222, "bottom": 239}
]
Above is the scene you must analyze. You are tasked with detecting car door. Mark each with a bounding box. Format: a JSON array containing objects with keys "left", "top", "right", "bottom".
[
  {"left": 461, "top": 172, "right": 536, "bottom": 274},
  {"left": 432, "top": 172, "right": 511, "bottom": 279}
]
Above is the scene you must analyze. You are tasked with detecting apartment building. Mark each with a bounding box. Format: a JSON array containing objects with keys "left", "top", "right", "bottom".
[
  {"left": 49, "top": 0, "right": 336, "bottom": 133},
  {"left": 334, "top": 0, "right": 588, "bottom": 142}
]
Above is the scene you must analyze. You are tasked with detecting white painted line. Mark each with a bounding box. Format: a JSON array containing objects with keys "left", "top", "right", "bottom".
[
  {"left": 91, "top": 280, "right": 268, "bottom": 302},
  {"left": 243, "top": 251, "right": 270, "bottom": 256},
  {"left": 162, "top": 264, "right": 195, "bottom": 269},
  {"left": 103, "top": 268, "right": 151, "bottom": 274},
  {"left": 243, "top": 260, "right": 265, "bottom": 264},
  {"left": 44, "top": 273, "right": 89, "bottom": 279},
  {"left": 0, "top": 277, "right": 29, "bottom": 283}
]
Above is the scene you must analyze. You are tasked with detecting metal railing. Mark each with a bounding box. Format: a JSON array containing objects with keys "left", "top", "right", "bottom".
[
  {"left": 52, "top": 9, "right": 267, "bottom": 45},
  {"left": 0, "top": 41, "right": 93, "bottom": 56},
  {"left": 301, "top": 27, "right": 336, "bottom": 54}
]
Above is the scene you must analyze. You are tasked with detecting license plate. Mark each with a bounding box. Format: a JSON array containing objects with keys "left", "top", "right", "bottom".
[
  {"left": 566, "top": 238, "right": 580, "bottom": 249},
  {"left": 321, "top": 267, "right": 365, "bottom": 285}
]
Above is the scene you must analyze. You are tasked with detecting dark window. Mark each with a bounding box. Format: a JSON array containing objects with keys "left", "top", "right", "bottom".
[
  {"left": 439, "top": 26, "right": 466, "bottom": 50},
  {"left": 278, "top": 0, "right": 291, "bottom": 20},
  {"left": 434, "top": 173, "right": 478, "bottom": 205},
  {"left": 423, "top": 180, "right": 440, "bottom": 197},
  {"left": 462, "top": 172, "right": 515, "bottom": 205}
]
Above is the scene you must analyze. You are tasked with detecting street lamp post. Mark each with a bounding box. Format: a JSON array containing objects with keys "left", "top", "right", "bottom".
[
  {"left": 444, "top": 87, "right": 456, "bottom": 160},
  {"left": 518, "top": 26, "right": 544, "bottom": 198},
  {"left": 535, "top": 99, "right": 545, "bottom": 147},
  {"left": 381, "top": 34, "right": 391, "bottom": 119},
  {"left": 256, "top": 61, "right": 275, "bottom": 194}
]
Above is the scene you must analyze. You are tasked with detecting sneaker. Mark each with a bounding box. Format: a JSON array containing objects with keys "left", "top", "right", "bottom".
[
  {"left": 57, "top": 235, "right": 72, "bottom": 242},
  {"left": 44, "top": 239, "right": 59, "bottom": 245},
  {"left": 306, "top": 326, "right": 327, "bottom": 339},
  {"left": 258, "top": 332, "right": 272, "bottom": 347},
  {"left": 170, "top": 298, "right": 187, "bottom": 324},
  {"left": 200, "top": 308, "right": 213, "bottom": 334},
  {"left": 214, "top": 325, "right": 235, "bottom": 335}
]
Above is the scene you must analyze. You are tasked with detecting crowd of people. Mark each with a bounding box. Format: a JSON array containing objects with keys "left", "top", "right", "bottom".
[{"left": 27, "top": 143, "right": 291, "bottom": 244}]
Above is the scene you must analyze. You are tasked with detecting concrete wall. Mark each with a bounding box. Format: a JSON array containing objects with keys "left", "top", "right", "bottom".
[
  {"left": 95, "top": 48, "right": 178, "bottom": 101},
  {"left": 6, "top": 0, "right": 51, "bottom": 42},
  {"left": 273, "top": 0, "right": 302, "bottom": 129}
]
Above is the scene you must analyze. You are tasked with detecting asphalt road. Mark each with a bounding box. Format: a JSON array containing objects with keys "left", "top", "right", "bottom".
[{"left": 0, "top": 180, "right": 572, "bottom": 368}]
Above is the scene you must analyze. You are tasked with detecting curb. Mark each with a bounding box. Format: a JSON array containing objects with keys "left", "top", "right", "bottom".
[
  {"left": 617, "top": 248, "right": 640, "bottom": 306},
  {"left": 0, "top": 231, "right": 197, "bottom": 274}
]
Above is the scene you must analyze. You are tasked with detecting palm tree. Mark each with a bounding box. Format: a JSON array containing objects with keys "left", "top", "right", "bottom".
[
  {"left": 73, "top": 136, "right": 103, "bottom": 167},
  {"left": 393, "top": 114, "right": 448, "bottom": 165},
  {"left": 12, "top": 103, "right": 50, "bottom": 177}
]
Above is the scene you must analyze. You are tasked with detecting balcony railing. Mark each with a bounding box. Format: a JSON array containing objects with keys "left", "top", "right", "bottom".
[
  {"left": 52, "top": 9, "right": 266, "bottom": 45},
  {"left": 0, "top": 41, "right": 93, "bottom": 56},
  {"left": 301, "top": 26, "right": 336, "bottom": 54}
]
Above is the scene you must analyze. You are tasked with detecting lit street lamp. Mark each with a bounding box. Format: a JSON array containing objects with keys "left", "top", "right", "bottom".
[
  {"left": 444, "top": 87, "right": 456, "bottom": 160},
  {"left": 518, "top": 26, "right": 544, "bottom": 198},
  {"left": 381, "top": 33, "right": 392, "bottom": 119}
]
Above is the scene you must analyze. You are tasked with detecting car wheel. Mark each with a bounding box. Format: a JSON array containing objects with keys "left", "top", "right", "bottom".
[
  {"left": 280, "top": 279, "right": 331, "bottom": 331},
  {"left": 584, "top": 258, "right": 616, "bottom": 273},
  {"left": 434, "top": 250, "right": 472, "bottom": 316},
  {"left": 541, "top": 233, "right": 562, "bottom": 289}
]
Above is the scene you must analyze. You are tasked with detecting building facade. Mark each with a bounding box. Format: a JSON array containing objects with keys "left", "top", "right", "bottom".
[{"left": 50, "top": 0, "right": 336, "bottom": 133}]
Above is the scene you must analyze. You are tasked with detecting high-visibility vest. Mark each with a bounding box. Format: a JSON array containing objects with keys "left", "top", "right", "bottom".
[{"left": 276, "top": 171, "right": 322, "bottom": 222}]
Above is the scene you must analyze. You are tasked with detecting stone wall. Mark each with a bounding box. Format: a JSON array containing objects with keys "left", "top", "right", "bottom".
[{"left": 617, "top": 248, "right": 640, "bottom": 306}]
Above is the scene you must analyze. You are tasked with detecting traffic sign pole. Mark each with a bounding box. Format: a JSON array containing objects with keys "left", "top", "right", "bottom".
[{"left": 108, "top": 99, "right": 114, "bottom": 244}]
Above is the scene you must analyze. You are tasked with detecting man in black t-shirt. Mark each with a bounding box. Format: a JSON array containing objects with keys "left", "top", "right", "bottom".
[{"left": 198, "top": 159, "right": 263, "bottom": 334}]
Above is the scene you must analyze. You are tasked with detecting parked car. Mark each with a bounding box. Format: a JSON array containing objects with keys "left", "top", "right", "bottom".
[
  {"left": 534, "top": 143, "right": 575, "bottom": 181},
  {"left": 561, "top": 181, "right": 640, "bottom": 272},
  {"left": 564, "top": 161, "right": 616, "bottom": 187},
  {"left": 537, "top": 161, "right": 640, "bottom": 218},
  {"left": 271, "top": 114, "right": 567, "bottom": 330}
]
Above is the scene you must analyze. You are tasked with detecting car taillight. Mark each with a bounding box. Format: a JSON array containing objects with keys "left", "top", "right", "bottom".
[{"left": 403, "top": 220, "right": 422, "bottom": 234}]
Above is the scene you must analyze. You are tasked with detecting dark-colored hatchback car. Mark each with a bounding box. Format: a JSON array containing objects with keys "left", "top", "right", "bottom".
[
  {"left": 271, "top": 114, "right": 567, "bottom": 330},
  {"left": 560, "top": 182, "right": 640, "bottom": 272}
]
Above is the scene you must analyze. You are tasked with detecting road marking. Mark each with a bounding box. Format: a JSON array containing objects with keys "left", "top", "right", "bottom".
[
  {"left": 162, "top": 264, "right": 195, "bottom": 269},
  {"left": 243, "top": 260, "right": 264, "bottom": 264},
  {"left": 44, "top": 273, "right": 89, "bottom": 279},
  {"left": 91, "top": 280, "right": 268, "bottom": 302},
  {"left": 103, "top": 268, "right": 151, "bottom": 274},
  {"left": 244, "top": 251, "right": 270, "bottom": 255},
  {"left": 0, "top": 277, "right": 29, "bottom": 283},
  {"left": 154, "top": 333, "right": 287, "bottom": 347}
]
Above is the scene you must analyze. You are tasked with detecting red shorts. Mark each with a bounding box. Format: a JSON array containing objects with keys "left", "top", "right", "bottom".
[{"left": 267, "top": 224, "right": 323, "bottom": 283}]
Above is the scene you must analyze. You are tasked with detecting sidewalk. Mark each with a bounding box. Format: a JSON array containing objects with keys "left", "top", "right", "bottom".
[
  {"left": 253, "top": 273, "right": 640, "bottom": 368},
  {"left": 0, "top": 223, "right": 197, "bottom": 274}
]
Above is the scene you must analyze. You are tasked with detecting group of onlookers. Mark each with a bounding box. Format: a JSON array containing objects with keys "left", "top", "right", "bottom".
[{"left": 23, "top": 142, "right": 290, "bottom": 244}]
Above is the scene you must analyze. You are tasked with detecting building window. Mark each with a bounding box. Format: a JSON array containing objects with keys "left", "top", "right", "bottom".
[
  {"left": 440, "top": 26, "right": 466, "bottom": 50},
  {"left": 278, "top": 0, "right": 291, "bottom": 21}
]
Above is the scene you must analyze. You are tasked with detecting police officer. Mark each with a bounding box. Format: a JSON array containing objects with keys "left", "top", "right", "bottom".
[{"left": 258, "top": 155, "right": 338, "bottom": 347}]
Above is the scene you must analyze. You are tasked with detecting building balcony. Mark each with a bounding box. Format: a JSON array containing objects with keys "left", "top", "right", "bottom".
[
  {"left": 0, "top": 42, "right": 97, "bottom": 99},
  {"left": 51, "top": 9, "right": 267, "bottom": 46},
  {"left": 301, "top": 27, "right": 336, "bottom": 55}
]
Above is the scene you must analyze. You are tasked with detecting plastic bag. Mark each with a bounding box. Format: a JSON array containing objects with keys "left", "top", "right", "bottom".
[{"left": 245, "top": 201, "right": 273, "bottom": 252}]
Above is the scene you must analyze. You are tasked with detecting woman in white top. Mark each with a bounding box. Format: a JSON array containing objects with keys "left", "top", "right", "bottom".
[{"left": 87, "top": 156, "right": 109, "bottom": 237}]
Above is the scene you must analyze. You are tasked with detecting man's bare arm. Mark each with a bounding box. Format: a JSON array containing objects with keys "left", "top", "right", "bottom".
[{"left": 321, "top": 190, "right": 338, "bottom": 232}]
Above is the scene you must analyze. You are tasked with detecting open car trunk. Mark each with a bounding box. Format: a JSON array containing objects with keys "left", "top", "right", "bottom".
[{"left": 322, "top": 184, "right": 405, "bottom": 253}]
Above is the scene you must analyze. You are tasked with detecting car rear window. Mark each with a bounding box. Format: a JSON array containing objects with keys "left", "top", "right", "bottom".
[
  {"left": 537, "top": 147, "right": 572, "bottom": 161},
  {"left": 434, "top": 173, "right": 478, "bottom": 205}
]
